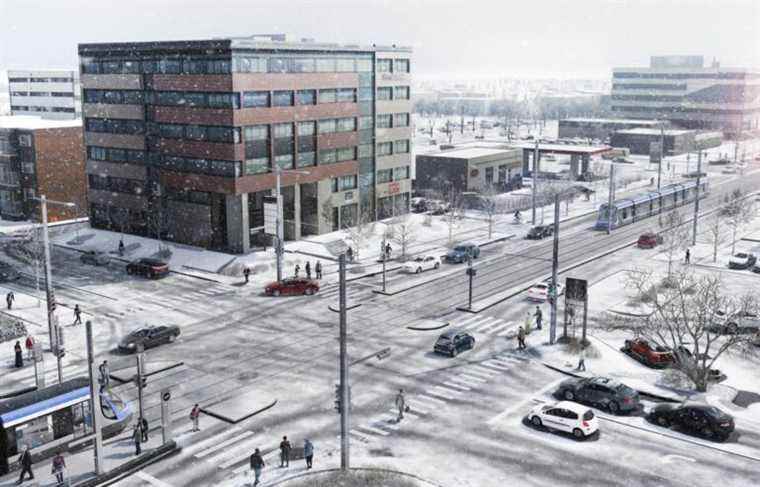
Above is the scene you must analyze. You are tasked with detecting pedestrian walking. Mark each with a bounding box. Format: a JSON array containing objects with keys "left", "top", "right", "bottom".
[
  {"left": 73, "top": 305, "right": 82, "bottom": 325},
  {"left": 524, "top": 311, "right": 533, "bottom": 335},
  {"left": 517, "top": 326, "right": 526, "bottom": 350},
  {"left": 303, "top": 439, "right": 314, "bottom": 469},
  {"left": 118, "top": 238, "right": 125, "bottom": 256},
  {"left": 14, "top": 341, "right": 23, "bottom": 368},
  {"left": 24, "top": 335, "right": 34, "bottom": 360},
  {"left": 132, "top": 424, "right": 141, "bottom": 456},
  {"left": 17, "top": 445, "right": 34, "bottom": 484},
  {"left": 685, "top": 248, "right": 691, "bottom": 264},
  {"left": 346, "top": 247, "right": 353, "bottom": 262},
  {"left": 385, "top": 242, "right": 392, "bottom": 259},
  {"left": 294, "top": 264, "right": 300, "bottom": 278},
  {"left": 51, "top": 451, "right": 65, "bottom": 486},
  {"left": 190, "top": 404, "right": 201, "bottom": 432},
  {"left": 98, "top": 360, "right": 110, "bottom": 390},
  {"left": 249, "top": 448, "right": 265, "bottom": 486},
  {"left": 6, "top": 291, "right": 14, "bottom": 310},
  {"left": 577, "top": 347, "right": 587, "bottom": 372},
  {"left": 534, "top": 306, "right": 543, "bottom": 330},
  {"left": 140, "top": 417, "right": 149, "bottom": 442},
  {"left": 243, "top": 267, "right": 251, "bottom": 284},
  {"left": 279, "top": 436, "right": 291, "bottom": 467},
  {"left": 305, "top": 261, "right": 312, "bottom": 280},
  {"left": 315, "top": 261, "right": 322, "bottom": 280},
  {"left": 395, "top": 389, "right": 406, "bottom": 422}
]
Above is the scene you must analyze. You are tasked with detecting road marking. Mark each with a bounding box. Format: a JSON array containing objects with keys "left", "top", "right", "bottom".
[
  {"left": 489, "top": 321, "right": 514, "bottom": 335},
  {"left": 454, "top": 314, "right": 489, "bottom": 328},
  {"left": 373, "top": 418, "right": 400, "bottom": 430},
  {"left": 182, "top": 426, "right": 242, "bottom": 456},
  {"left": 441, "top": 380, "right": 472, "bottom": 391},
  {"left": 466, "top": 317, "right": 500, "bottom": 332},
  {"left": 480, "top": 361, "right": 511, "bottom": 371},
  {"left": 194, "top": 431, "right": 254, "bottom": 459},
  {"left": 350, "top": 429, "right": 372, "bottom": 442},
  {"left": 415, "top": 394, "right": 446, "bottom": 405},
  {"left": 466, "top": 367, "right": 498, "bottom": 379},
  {"left": 355, "top": 424, "right": 391, "bottom": 436},
  {"left": 489, "top": 358, "right": 518, "bottom": 368},
  {"left": 458, "top": 373, "right": 487, "bottom": 383},
  {"left": 135, "top": 471, "right": 174, "bottom": 487},
  {"left": 427, "top": 387, "right": 460, "bottom": 400},
  {"left": 216, "top": 436, "right": 265, "bottom": 469},
  {"left": 661, "top": 454, "right": 696, "bottom": 463},
  {"left": 389, "top": 407, "right": 426, "bottom": 418},
  {"left": 487, "top": 378, "right": 566, "bottom": 425},
  {"left": 478, "top": 318, "right": 508, "bottom": 332}
]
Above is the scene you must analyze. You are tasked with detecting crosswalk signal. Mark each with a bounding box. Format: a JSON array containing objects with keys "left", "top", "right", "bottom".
[
  {"left": 134, "top": 375, "right": 147, "bottom": 388},
  {"left": 334, "top": 384, "right": 342, "bottom": 413}
]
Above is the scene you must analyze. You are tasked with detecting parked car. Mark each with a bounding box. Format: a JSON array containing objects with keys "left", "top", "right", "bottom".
[
  {"left": 428, "top": 200, "right": 450, "bottom": 215},
  {"left": 433, "top": 329, "right": 475, "bottom": 357},
  {"left": 80, "top": 250, "right": 111, "bottom": 266},
  {"left": 752, "top": 262, "right": 760, "bottom": 274},
  {"left": 554, "top": 376, "right": 640, "bottom": 414},
  {"left": 646, "top": 403, "right": 734, "bottom": 442},
  {"left": 637, "top": 232, "right": 663, "bottom": 249},
  {"left": 708, "top": 309, "right": 760, "bottom": 335},
  {"left": 411, "top": 197, "right": 428, "bottom": 213},
  {"left": 445, "top": 242, "right": 480, "bottom": 263},
  {"left": 526, "top": 225, "right": 554, "bottom": 240},
  {"left": 621, "top": 338, "right": 674, "bottom": 368},
  {"left": 126, "top": 258, "right": 170, "bottom": 278},
  {"left": 264, "top": 278, "right": 319, "bottom": 296},
  {"left": 0, "top": 262, "right": 20, "bottom": 282},
  {"left": 402, "top": 255, "right": 441, "bottom": 274},
  {"left": 526, "top": 281, "right": 565, "bottom": 302},
  {"left": 528, "top": 400, "right": 599, "bottom": 439},
  {"left": 728, "top": 252, "right": 756, "bottom": 270},
  {"left": 118, "top": 325, "right": 181, "bottom": 353},
  {"left": 613, "top": 157, "right": 633, "bottom": 164}
]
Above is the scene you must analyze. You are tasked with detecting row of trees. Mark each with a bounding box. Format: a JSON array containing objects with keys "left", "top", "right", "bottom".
[{"left": 413, "top": 95, "right": 611, "bottom": 121}]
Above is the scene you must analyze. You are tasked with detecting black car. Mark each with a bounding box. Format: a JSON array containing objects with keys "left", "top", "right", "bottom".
[
  {"left": 434, "top": 329, "right": 475, "bottom": 357},
  {"left": 555, "top": 376, "right": 640, "bottom": 414},
  {"left": 0, "top": 262, "right": 20, "bottom": 282},
  {"left": 647, "top": 403, "right": 734, "bottom": 441},
  {"left": 526, "top": 225, "right": 554, "bottom": 240},
  {"left": 126, "top": 258, "right": 170, "bottom": 279},
  {"left": 118, "top": 325, "right": 181, "bottom": 353}
]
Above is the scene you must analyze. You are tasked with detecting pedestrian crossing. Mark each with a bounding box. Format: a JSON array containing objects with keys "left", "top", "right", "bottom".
[{"left": 449, "top": 314, "right": 517, "bottom": 337}]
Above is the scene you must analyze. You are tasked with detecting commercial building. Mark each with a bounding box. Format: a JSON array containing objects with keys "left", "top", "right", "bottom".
[
  {"left": 0, "top": 116, "right": 86, "bottom": 221},
  {"left": 610, "top": 128, "right": 722, "bottom": 156},
  {"left": 415, "top": 147, "right": 522, "bottom": 194},
  {"left": 78, "top": 36, "right": 412, "bottom": 253},
  {"left": 8, "top": 70, "right": 81, "bottom": 120},
  {"left": 558, "top": 118, "right": 664, "bottom": 141},
  {"left": 611, "top": 55, "right": 760, "bottom": 137}
]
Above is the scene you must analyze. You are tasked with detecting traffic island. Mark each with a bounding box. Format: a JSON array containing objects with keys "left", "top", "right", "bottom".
[
  {"left": 406, "top": 320, "right": 449, "bottom": 331},
  {"left": 73, "top": 441, "right": 178, "bottom": 487},
  {"left": 268, "top": 467, "right": 445, "bottom": 487}
]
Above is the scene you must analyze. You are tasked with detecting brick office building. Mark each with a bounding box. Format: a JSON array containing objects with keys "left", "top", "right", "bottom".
[
  {"left": 78, "top": 36, "right": 412, "bottom": 253},
  {"left": 0, "top": 116, "right": 86, "bottom": 222}
]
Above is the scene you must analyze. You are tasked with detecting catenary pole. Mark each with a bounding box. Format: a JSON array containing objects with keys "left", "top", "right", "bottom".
[
  {"left": 550, "top": 194, "right": 560, "bottom": 344},
  {"left": 339, "top": 254, "right": 350, "bottom": 470},
  {"left": 86, "top": 321, "right": 103, "bottom": 474},
  {"left": 275, "top": 166, "right": 283, "bottom": 282},
  {"left": 606, "top": 163, "right": 615, "bottom": 235},
  {"left": 532, "top": 138, "right": 539, "bottom": 225},
  {"left": 692, "top": 149, "right": 703, "bottom": 246}
]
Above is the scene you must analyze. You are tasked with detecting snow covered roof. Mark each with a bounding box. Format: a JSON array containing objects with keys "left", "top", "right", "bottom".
[
  {"left": 424, "top": 147, "right": 519, "bottom": 160},
  {"left": 616, "top": 128, "right": 693, "bottom": 136},
  {"left": 0, "top": 116, "right": 82, "bottom": 130}
]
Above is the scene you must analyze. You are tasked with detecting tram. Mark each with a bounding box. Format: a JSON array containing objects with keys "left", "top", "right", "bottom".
[
  {"left": 0, "top": 377, "right": 132, "bottom": 474},
  {"left": 594, "top": 179, "right": 708, "bottom": 230}
]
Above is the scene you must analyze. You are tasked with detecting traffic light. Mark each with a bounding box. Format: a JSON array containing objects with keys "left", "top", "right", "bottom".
[
  {"left": 134, "top": 375, "right": 147, "bottom": 389},
  {"left": 334, "top": 384, "right": 342, "bottom": 413}
]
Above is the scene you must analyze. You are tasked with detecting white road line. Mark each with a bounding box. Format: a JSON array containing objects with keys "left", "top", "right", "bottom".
[
  {"left": 467, "top": 317, "right": 499, "bottom": 331},
  {"left": 441, "top": 380, "right": 472, "bottom": 391},
  {"left": 453, "top": 314, "right": 489, "bottom": 328},
  {"left": 182, "top": 426, "right": 242, "bottom": 456},
  {"left": 478, "top": 319, "right": 508, "bottom": 332},
  {"left": 426, "top": 387, "right": 458, "bottom": 400},
  {"left": 487, "top": 377, "right": 566, "bottom": 425},
  {"left": 373, "top": 419, "right": 400, "bottom": 430},
  {"left": 488, "top": 321, "right": 514, "bottom": 335},
  {"left": 194, "top": 431, "right": 254, "bottom": 459},
  {"left": 216, "top": 437, "right": 265, "bottom": 469},
  {"left": 355, "top": 424, "right": 391, "bottom": 436},
  {"left": 389, "top": 407, "right": 426, "bottom": 418},
  {"left": 458, "top": 373, "right": 487, "bottom": 383},
  {"left": 415, "top": 394, "right": 446, "bottom": 405},
  {"left": 489, "top": 358, "right": 516, "bottom": 368},
  {"left": 466, "top": 367, "right": 498, "bottom": 379},
  {"left": 135, "top": 471, "right": 174, "bottom": 487},
  {"left": 350, "top": 429, "right": 371, "bottom": 441},
  {"left": 480, "top": 361, "right": 511, "bottom": 371}
]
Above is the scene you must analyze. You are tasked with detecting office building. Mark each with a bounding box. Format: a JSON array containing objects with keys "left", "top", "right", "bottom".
[
  {"left": 78, "top": 36, "right": 412, "bottom": 253},
  {"left": 0, "top": 116, "right": 86, "bottom": 221},
  {"left": 8, "top": 70, "right": 81, "bottom": 119},
  {"left": 611, "top": 56, "right": 760, "bottom": 137},
  {"left": 610, "top": 128, "right": 722, "bottom": 156},
  {"left": 415, "top": 147, "right": 523, "bottom": 194}
]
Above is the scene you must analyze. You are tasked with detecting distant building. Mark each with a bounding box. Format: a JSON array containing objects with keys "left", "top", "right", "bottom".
[
  {"left": 415, "top": 147, "right": 522, "bottom": 194},
  {"left": 611, "top": 55, "right": 760, "bottom": 137},
  {"left": 0, "top": 116, "right": 86, "bottom": 221},
  {"left": 610, "top": 128, "right": 722, "bottom": 156},
  {"left": 8, "top": 70, "right": 81, "bottom": 120},
  {"left": 558, "top": 118, "right": 664, "bottom": 141}
]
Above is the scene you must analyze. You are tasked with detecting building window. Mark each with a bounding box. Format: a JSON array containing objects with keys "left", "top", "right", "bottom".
[
  {"left": 336, "top": 59, "right": 356, "bottom": 72},
  {"left": 393, "top": 113, "right": 410, "bottom": 127},
  {"left": 336, "top": 88, "right": 356, "bottom": 103},
  {"left": 296, "top": 90, "right": 316, "bottom": 105},
  {"left": 318, "top": 89, "right": 337, "bottom": 104},
  {"left": 316, "top": 58, "right": 336, "bottom": 72},
  {"left": 336, "top": 147, "right": 356, "bottom": 162},
  {"left": 393, "top": 166, "right": 410, "bottom": 180},
  {"left": 297, "top": 121, "right": 316, "bottom": 136},
  {"left": 359, "top": 116, "right": 374, "bottom": 130},
  {"left": 377, "top": 87, "right": 393, "bottom": 101},
  {"left": 394, "top": 59, "right": 410, "bottom": 73},
  {"left": 297, "top": 152, "right": 316, "bottom": 168},
  {"left": 242, "top": 91, "right": 270, "bottom": 108},
  {"left": 274, "top": 154, "right": 293, "bottom": 170},
  {"left": 272, "top": 91, "right": 294, "bottom": 107},
  {"left": 377, "top": 142, "right": 393, "bottom": 156},
  {"left": 358, "top": 144, "right": 373, "bottom": 158},
  {"left": 245, "top": 158, "right": 270, "bottom": 175},
  {"left": 318, "top": 119, "right": 337, "bottom": 134},
  {"left": 377, "top": 115, "right": 392, "bottom": 129},
  {"left": 332, "top": 175, "right": 357, "bottom": 192},
  {"left": 336, "top": 117, "right": 356, "bottom": 133},
  {"left": 377, "top": 59, "right": 393, "bottom": 72},
  {"left": 356, "top": 59, "right": 373, "bottom": 72},
  {"left": 319, "top": 149, "right": 337, "bottom": 164},
  {"left": 485, "top": 167, "right": 494, "bottom": 184},
  {"left": 377, "top": 169, "right": 393, "bottom": 183},
  {"left": 358, "top": 87, "right": 374, "bottom": 101},
  {"left": 273, "top": 123, "right": 293, "bottom": 138},
  {"left": 244, "top": 125, "right": 269, "bottom": 141},
  {"left": 394, "top": 86, "right": 410, "bottom": 100},
  {"left": 233, "top": 56, "right": 268, "bottom": 73},
  {"left": 394, "top": 139, "right": 410, "bottom": 153},
  {"left": 293, "top": 58, "right": 316, "bottom": 73}
]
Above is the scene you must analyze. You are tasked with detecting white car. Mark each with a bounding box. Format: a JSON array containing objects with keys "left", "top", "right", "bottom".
[
  {"left": 528, "top": 401, "right": 599, "bottom": 439},
  {"left": 403, "top": 255, "right": 441, "bottom": 274},
  {"left": 526, "top": 281, "right": 565, "bottom": 301}
]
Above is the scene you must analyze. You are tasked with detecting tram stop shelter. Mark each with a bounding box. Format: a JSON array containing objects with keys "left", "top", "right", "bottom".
[{"left": 512, "top": 142, "right": 612, "bottom": 180}]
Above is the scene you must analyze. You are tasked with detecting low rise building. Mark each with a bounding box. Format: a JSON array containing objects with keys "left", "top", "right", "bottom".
[
  {"left": 415, "top": 147, "right": 522, "bottom": 194},
  {"left": 558, "top": 118, "right": 664, "bottom": 141},
  {"left": 610, "top": 128, "right": 722, "bottom": 156}
]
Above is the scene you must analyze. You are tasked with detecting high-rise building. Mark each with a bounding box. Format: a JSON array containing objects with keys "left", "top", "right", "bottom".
[
  {"left": 611, "top": 56, "right": 760, "bottom": 137},
  {"left": 0, "top": 116, "right": 86, "bottom": 221},
  {"left": 8, "top": 70, "right": 81, "bottom": 120},
  {"left": 78, "top": 36, "right": 412, "bottom": 253}
]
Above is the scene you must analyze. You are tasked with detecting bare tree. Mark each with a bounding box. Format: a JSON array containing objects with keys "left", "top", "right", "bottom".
[
  {"left": 388, "top": 215, "right": 417, "bottom": 260},
  {"left": 705, "top": 211, "right": 726, "bottom": 263},
  {"left": 342, "top": 207, "right": 375, "bottom": 261},
  {"left": 444, "top": 194, "right": 464, "bottom": 246},
  {"left": 623, "top": 268, "right": 757, "bottom": 392},
  {"left": 723, "top": 189, "right": 755, "bottom": 255},
  {"left": 659, "top": 210, "right": 689, "bottom": 281},
  {"left": 479, "top": 185, "right": 505, "bottom": 239}
]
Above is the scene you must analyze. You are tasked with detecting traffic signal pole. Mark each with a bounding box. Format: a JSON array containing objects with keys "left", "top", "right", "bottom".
[
  {"left": 85, "top": 321, "right": 103, "bottom": 474},
  {"left": 338, "top": 254, "right": 350, "bottom": 470},
  {"left": 550, "top": 194, "right": 560, "bottom": 345}
]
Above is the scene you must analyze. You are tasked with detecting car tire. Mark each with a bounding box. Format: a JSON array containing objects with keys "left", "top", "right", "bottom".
[
  {"left": 656, "top": 416, "right": 669, "bottom": 427},
  {"left": 572, "top": 428, "right": 585, "bottom": 439},
  {"left": 451, "top": 348, "right": 458, "bottom": 357},
  {"left": 608, "top": 401, "right": 620, "bottom": 414},
  {"left": 168, "top": 334, "right": 176, "bottom": 343},
  {"left": 126, "top": 267, "right": 133, "bottom": 275},
  {"left": 416, "top": 267, "right": 422, "bottom": 274},
  {"left": 563, "top": 390, "right": 575, "bottom": 401},
  {"left": 434, "top": 263, "right": 440, "bottom": 269},
  {"left": 305, "top": 287, "right": 315, "bottom": 296},
  {"left": 272, "top": 290, "right": 281, "bottom": 297},
  {"left": 531, "top": 416, "right": 542, "bottom": 427}
]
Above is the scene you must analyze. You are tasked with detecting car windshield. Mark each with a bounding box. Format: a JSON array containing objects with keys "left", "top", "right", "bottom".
[
  {"left": 533, "top": 284, "right": 548, "bottom": 290},
  {"left": 702, "top": 406, "right": 726, "bottom": 418},
  {"left": 437, "top": 336, "right": 452, "bottom": 343},
  {"left": 735, "top": 253, "right": 748, "bottom": 258},
  {"left": 413, "top": 257, "right": 424, "bottom": 262},
  {"left": 453, "top": 246, "right": 467, "bottom": 252},
  {"left": 132, "top": 329, "right": 150, "bottom": 337}
]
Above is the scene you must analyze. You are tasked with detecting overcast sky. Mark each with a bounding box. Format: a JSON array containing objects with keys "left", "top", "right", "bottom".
[{"left": 1, "top": 0, "right": 758, "bottom": 79}]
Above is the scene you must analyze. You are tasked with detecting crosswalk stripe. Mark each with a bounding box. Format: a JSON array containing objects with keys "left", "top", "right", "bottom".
[
  {"left": 469, "top": 366, "right": 499, "bottom": 378},
  {"left": 389, "top": 407, "right": 426, "bottom": 418},
  {"left": 482, "top": 360, "right": 511, "bottom": 371},
  {"left": 194, "top": 431, "right": 254, "bottom": 459},
  {"left": 489, "top": 357, "right": 516, "bottom": 368},
  {"left": 488, "top": 321, "right": 514, "bottom": 335},
  {"left": 441, "top": 380, "right": 471, "bottom": 391},
  {"left": 415, "top": 394, "right": 446, "bottom": 405},
  {"left": 350, "top": 429, "right": 371, "bottom": 441},
  {"left": 453, "top": 314, "right": 489, "bottom": 328},
  {"left": 135, "top": 471, "right": 174, "bottom": 487},
  {"left": 373, "top": 419, "right": 400, "bottom": 430},
  {"left": 231, "top": 444, "right": 277, "bottom": 475},
  {"left": 465, "top": 316, "right": 499, "bottom": 331},
  {"left": 427, "top": 387, "right": 459, "bottom": 400},
  {"left": 458, "top": 373, "right": 487, "bottom": 383},
  {"left": 477, "top": 318, "right": 507, "bottom": 332},
  {"left": 216, "top": 437, "right": 265, "bottom": 469},
  {"left": 494, "top": 356, "right": 521, "bottom": 365},
  {"left": 183, "top": 426, "right": 242, "bottom": 456},
  {"left": 355, "top": 424, "right": 391, "bottom": 436}
]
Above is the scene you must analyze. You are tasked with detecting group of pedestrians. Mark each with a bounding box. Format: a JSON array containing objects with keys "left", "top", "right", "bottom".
[
  {"left": 294, "top": 261, "right": 323, "bottom": 280},
  {"left": 14, "top": 446, "right": 67, "bottom": 486},
  {"left": 516, "top": 306, "right": 543, "bottom": 351},
  {"left": 132, "top": 417, "right": 150, "bottom": 456},
  {"left": 247, "top": 436, "right": 315, "bottom": 486}
]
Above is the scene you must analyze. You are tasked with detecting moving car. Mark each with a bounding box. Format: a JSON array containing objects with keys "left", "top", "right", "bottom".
[
  {"left": 620, "top": 338, "right": 674, "bottom": 368},
  {"left": 728, "top": 252, "right": 756, "bottom": 270},
  {"left": 528, "top": 400, "right": 599, "bottom": 439},
  {"left": 637, "top": 232, "right": 663, "bottom": 249},
  {"left": 0, "top": 262, "right": 20, "bottom": 282},
  {"left": 554, "top": 376, "right": 640, "bottom": 414},
  {"left": 526, "top": 225, "right": 554, "bottom": 240},
  {"left": 411, "top": 197, "right": 428, "bottom": 213},
  {"left": 118, "top": 325, "right": 181, "bottom": 353},
  {"left": 752, "top": 262, "right": 760, "bottom": 274},
  {"left": 428, "top": 200, "right": 450, "bottom": 215},
  {"left": 402, "top": 255, "right": 441, "bottom": 274},
  {"left": 646, "top": 403, "right": 734, "bottom": 442},
  {"left": 433, "top": 329, "right": 475, "bottom": 357},
  {"left": 264, "top": 278, "right": 319, "bottom": 296},
  {"left": 126, "top": 258, "right": 170, "bottom": 278},
  {"left": 526, "top": 281, "right": 565, "bottom": 302},
  {"left": 445, "top": 242, "right": 480, "bottom": 263},
  {"left": 80, "top": 250, "right": 111, "bottom": 266}
]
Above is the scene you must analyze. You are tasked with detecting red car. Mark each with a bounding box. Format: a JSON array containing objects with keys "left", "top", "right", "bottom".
[
  {"left": 264, "top": 278, "right": 319, "bottom": 297},
  {"left": 621, "top": 338, "right": 674, "bottom": 368},
  {"left": 637, "top": 232, "right": 663, "bottom": 249}
]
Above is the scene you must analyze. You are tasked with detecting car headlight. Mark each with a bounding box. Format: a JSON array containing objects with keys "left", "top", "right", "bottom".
[{"left": 126, "top": 342, "right": 135, "bottom": 349}]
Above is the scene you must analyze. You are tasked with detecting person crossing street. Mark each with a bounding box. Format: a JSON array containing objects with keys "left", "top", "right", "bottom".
[
  {"left": 51, "top": 451, "right": 66, "bottom": 486},
  {"left": 294, "top": 264, "right": 300, "bottom": 278},
  {"left": 395, "top": 389, "right": 406, "bottom": 422},
  {"left": 190, "top": 404, "right": 201, "bottom": 432},
  {"left": 315, "top": 261, "right": 322, "bottom": 280},
  {"left": 279, "top": 436, "right": 292, "bottom": 467},
  {"left": 243, "top": 267, "right": 251, "bottom": 284},
  {"left": 6, "top": 291, "right": 15, "bottom": 310},
  {"left": 303, "top": 439, "right": 314, "bottom": 469},
  {"left": 17, "top": 445, "right": 34, "bottom": 484},
  {"left": 305, "top": 261, "right": 312, "bottom": 279},
  {"left": 250, "top": 448, "right": 265, "bottom": 486},
  {"left": 534, "top": 306, "right": 543, "bottom": 330},
  {"left": 73, "top": 304, "right": 82, "bottom": 325},
  {"left": 517, "top": 326, "right": 526, "bottom": 350}
]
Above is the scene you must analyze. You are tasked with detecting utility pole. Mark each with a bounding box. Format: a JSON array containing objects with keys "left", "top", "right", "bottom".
[
  {"left": 549, "top": 194, "right": 560, "bottom": 344},
  {"left": 532, "top": 138, "right": 539, "bottom": 225},
  {"left": 381, "top": 235, "right": 387, "bottom": 293},
  {"left": 692, "top": 149, "right": 703, "bottom": 246},
  {"left": 39, "top": 195, "right": 63, "bottom": 383},
  {"left": 606, "top": 163, "right": 615, "bottom": 235},
  {"left": 275, "top": 166, "right": 284, "bottom": 283},
  {"left": 136, "top": 349, "right": 145, "bottom": 423},
  {"left": 466, "top": 257, "right": 476, "bottom": 310},
  {"left": 657, "top": 123, "right": 664, "bottom": 190},
  {"left": 85, "top": 321, "right": 103, "bottom": 474},
  {"left": 338, "top": 253, "right": 350, "bottom": 470}
]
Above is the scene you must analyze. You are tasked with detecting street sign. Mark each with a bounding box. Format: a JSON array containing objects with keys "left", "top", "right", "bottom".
[
  {"left": 565, "top": 278, "right": 587, "bottom": 301},
  {"left": 162, "top": 391, "right": 171, "bottom": 402},
  {"left": 263, "top": 195, "right": 279, "bottom": 236},
  {"left": 466, "top": 268, "right": 477, "bottom": 276},
  {"left": 161, "top": 388, "right": 172, "bottom": 444}
]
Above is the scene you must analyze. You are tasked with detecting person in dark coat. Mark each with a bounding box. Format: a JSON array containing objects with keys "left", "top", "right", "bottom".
[
  {"left": 685, "top": 248, "right": 691, "bottom": 264},
  {"left": 517, "top": 326, "right": 526, "bottom": 350},
  {"left": 279, "top": 436, "right": 291, "bottom": 467},
  {"left": 534, "top": 306, "right": 543, "bottom": 330},
  {"left": 305, "top": 261, "right": 312, "bottom": 279},
  {"left": 294, "top": 264, "right": 300, "bottom": 278},
  {"left": 17, "top": 445, "right": 33, "bottom": 483},
  {"left": 51, "top": 451, "right": 65, "bottom": 486},
  {"left": 385, "top": 242, "right": 392, "bottom": 259},
  {"left": 73, "top": 304, "right": 82, "bottom": 325},
  {"left": 315, "top": 261, "right": 322, "bottom": 279},
  {"left": 303, "top": 439, "right": 314, "bottom": 469},
  {"left": 250, "top": 448, "right": 265, "bottom": 486},
  {"left": 118, "top": 238, "right": 125, "bottom": 256},
  {"left": 243, "top": 267, "right": 251, "bottom": 284},
  {"left": 346, "top": 247, "right": 353, "bottom": 262},
  {"left": 6, "top": 291, "right": 14, "bottom": 310},
  {"left": 140, "top": 417, "right": 149, "bottom": 442},
  {"left": 132, "top": 424, "right": 141, "bottom": 456},
  {"left": 14, "top": 341, "right": 23, "bottom": 368}
]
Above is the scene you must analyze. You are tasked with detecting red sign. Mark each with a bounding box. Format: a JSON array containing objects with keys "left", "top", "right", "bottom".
[{"left": 388, "top": 182, "right": 401, "bottom": 195}]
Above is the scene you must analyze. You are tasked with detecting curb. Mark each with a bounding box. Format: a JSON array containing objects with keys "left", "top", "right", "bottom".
[
  {"left": 407, "top": 322, "right": 449, "bottom": 331},
  {"left": 264, "top": 466, "right": 447, "bottom": 487},
  {"left": 74, "top": 441, "right": 178, "bottom": 487}
]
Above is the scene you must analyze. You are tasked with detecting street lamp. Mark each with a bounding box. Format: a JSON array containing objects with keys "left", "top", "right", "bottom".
[{"left": 274, "top": 165, "right": 310, "bottom": 282}]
